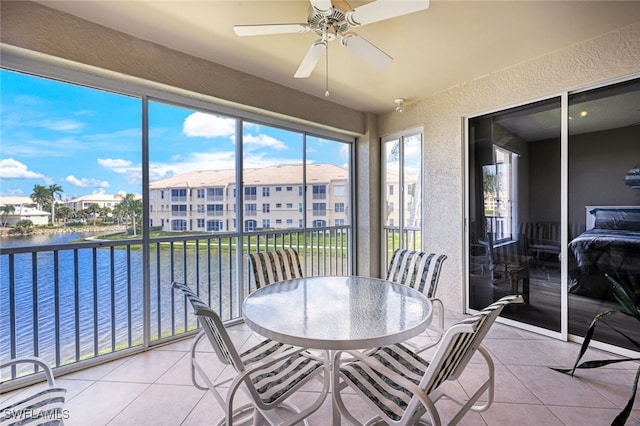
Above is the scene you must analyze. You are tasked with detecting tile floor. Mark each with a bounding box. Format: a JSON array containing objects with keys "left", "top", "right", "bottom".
[{"left": 3, "top": 308, "right": 640, "bottom": 426}]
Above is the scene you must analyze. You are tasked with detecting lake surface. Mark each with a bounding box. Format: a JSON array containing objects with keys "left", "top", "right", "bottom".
[{"left": 0, "top": 231, "right": 234, "bottom": 374}]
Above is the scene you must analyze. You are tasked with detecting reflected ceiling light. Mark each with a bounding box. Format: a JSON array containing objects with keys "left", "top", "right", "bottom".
[
  {"left": 580, "top": 111, "right": 588, "bottom": 117},
  {"left": 394, "top": 98, "right": 405, "bottom": 113}
]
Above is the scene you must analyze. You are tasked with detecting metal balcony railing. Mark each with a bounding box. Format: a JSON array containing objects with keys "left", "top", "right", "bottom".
[{"left": 0, "top": 226, "right": 351, "bottom": 385}]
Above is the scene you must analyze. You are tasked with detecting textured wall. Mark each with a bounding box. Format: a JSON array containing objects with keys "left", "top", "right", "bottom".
[
  {"left": 378, "top": 21, "right": 640, "bottom": 313},
  {"left": 0, "top": 1, "right": 365, "bottom": 135}
]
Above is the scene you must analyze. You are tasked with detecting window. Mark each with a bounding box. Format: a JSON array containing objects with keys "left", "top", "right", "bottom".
[
  {"left": 275, "top": 186, "right": 282, "bottom": 192},
  {"left": 244, "top": 220, "right": 257, "bottom": 232},
  {"left": 286, "top": 219, "right": 293, "bottom": 224},
  {"left": 245, "top": 203, "right": 257, "bottom": 216},
  {"left": 263, "top": 219, "right": 270, "bottom": 228},
  {"left": 275, "top": 203, "right": 282, "bottom": 208},
  {"left": 334, "top": 185, "right": 345, "bottom": 196},
  {"left": 313, "top": 220, "right": 326, "bottom": 228},
  {"left": 313, "top": 203, "right": 326, "bottom": 216},
  {"left": 276, "top": 219, "right": 282, "bottom": 224},
  {"left": 382, "top": 131, "right": 423, "bottom": 259},
  {"left": 335, "top": 219, "right": 345, "bottom": 226},
  {"left": 286, "top": 186, "right": 293, "bottom": 191},
  {"left": 171, "top": 189, "right": 187, "bottom": 202},
  {"left": 197, "top": 204, "right": 205, "bottom": 213},
  {"left": 207, "top": 220, "right": 223, "bottom": 231},
  {"left": 172, "top": 219, "right": 187, "bottom": 231},
  {"left": 262, "top": 204, "right": 270, "bottom": 213},
  {"left": 196, "top": 189, "right": 205, "bottom": 199},
  {"left": 207, "top": 188, "right": 224, "bottom": 201},
  {"left": 483, "top": 145, "right": 516, "bottom": 243},
  {"left": 335, "top": 202, "right": 345, "bottom": 213},
  {"left": 262, "top": 187, "right": 270, "bottom": 197},
  {"left": 312, "top": 185, "right": 326, "bottom": 199},
  {"left": 206, "top": 204, "right": 224, "bottom": 216},
  {"left": 197, "top": 219, "right": 204, "bottom": 228},
  {"left": 286, "top": 203, "right": 293, "bottom": 209},
  {"left": 245, "top": 187, "right": 257, "bottom": 200},
  {"left": 171, "top": 205, "right": 187, "bottom": 216}
]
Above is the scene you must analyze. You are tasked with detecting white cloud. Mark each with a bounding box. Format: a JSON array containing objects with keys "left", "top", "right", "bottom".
[
  {"left": 0, "top": 158, "right": 46, "bottom": 179},
  {"left": 65, "top": 174, "right": 110, "bottom": 188},
  {"left": 183, "top": 112, "right": 235, "bottom": 138},
  {"left": 41, "top": 119, "right": 84, "bottom": 132},
  {"left": 244, "top": 134, "right": 287, "bottom": 150}
]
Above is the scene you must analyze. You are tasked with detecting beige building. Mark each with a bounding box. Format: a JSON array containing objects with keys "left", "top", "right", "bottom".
[
  {"left": 149, "top": 164, "right": 349, "bottom": 232},
  {"left": 63, "top": 193, "right": 122, "bottom": 212},
  {"left": 0, "top": 197, "right": 50, "bottom": 226}
]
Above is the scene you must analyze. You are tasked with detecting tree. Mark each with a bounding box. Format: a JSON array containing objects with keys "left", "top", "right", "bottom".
[
  {"left": 85, "top": 203, "right": 101, "bottom": 226},
  {"left": 30, "top": 184, "right": 50, "bottom": 212},
  {"left": 0, "top": 205, "right": 15, "bottom": 227},
  {"left": 48, "top": 184, "right": 64, "bottom": 224},
  {"left": 118, "top": 193, "right": 142, "bottom": 236},
  {"left": 56, "top": 206, "right": 73, "bottom": 224}
]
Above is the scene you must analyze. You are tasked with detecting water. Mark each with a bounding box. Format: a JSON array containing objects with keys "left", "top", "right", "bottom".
[
  {"left": 0, "top": 232, "right": 233, "bottom": 375},
  {"left": 0, "top": 231, "right": 101, "bottom": 248}
]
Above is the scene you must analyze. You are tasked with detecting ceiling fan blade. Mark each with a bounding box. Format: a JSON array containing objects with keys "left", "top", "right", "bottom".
[
  {"left": 341, "top": 33, "right": 392, "bottom": 70},
  {"left": 346, "top": 0, "right": 430, "bottom": 27},
  {"left": 294, "top": 41, "right": 327, "bottom": 78},
  {"left": 233, "top": 23, "right": 310, "bottom": 37},
  {"left": 309, "top": 0, "right": 333, "bottom": 15}
]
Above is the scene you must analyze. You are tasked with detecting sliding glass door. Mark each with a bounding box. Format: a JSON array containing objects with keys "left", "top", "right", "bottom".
[{"left": 467, "top": 76, "right": 640, "bottom": 350}]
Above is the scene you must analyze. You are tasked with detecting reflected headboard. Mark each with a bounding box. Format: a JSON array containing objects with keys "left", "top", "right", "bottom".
[{"left": 585, "top": 205, "right": 640, "bottom": 230}]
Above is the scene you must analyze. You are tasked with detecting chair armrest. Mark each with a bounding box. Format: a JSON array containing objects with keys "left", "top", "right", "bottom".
[{"left": 0, "top": 357, "right": 56, "bottom": 387}]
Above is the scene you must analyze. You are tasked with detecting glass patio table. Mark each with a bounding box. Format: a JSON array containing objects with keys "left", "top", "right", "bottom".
[{"left": 242, "top": 275, "right": 433, "bottom": 424}]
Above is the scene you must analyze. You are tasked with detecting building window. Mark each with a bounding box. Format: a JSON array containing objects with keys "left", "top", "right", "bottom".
[
  {"left": 262, "top": 187, "right": 270, "bottom": 197},
  {"left": 286, "top": 203, "right": 293, "bottom": 209},
  {"left": 197, "top": 219, "right": 204, "bottom": 228},
  {"left": 207, "top": 204, "right": 224, "bottom": 216},
  {"left": 286, "top": 219, "right": 293, "bottom": 224},
  {"left": 275, "top": 186, "right": 282, "bottom": 192},
  {"left": 207, "top": 188, "right": 224, "bottom": 201},
  {"left": 389, "top": 185, "right": 394, "bottom": 195},
  {"left": 197, "top": 204, "right": 205, "bottom": 213},
  {"left": 245, "top": 203, "right": 257, "bottom": 216},
  {"left": 263, "top": 219, "right": 270, "bottom": 228},
  {"left": 312, "top": 203, "right": 326, "bottom": 216},
  {"left": 336, "top": 219, "right": 345, "bottom": 226},
  {"left": 244, "top": 220, "right": 257, "bottom": 232},
  {"left": 171, "top": 189, "right": 187, "bottom": 202},
  {"left": 262, "top": 204, "right": 270, "bottom": 213},
  {"left": 275, "top": 203, "right": 282, "bottom": 208},
  {"left": 207, "top": 220, "right": 223, "bottom": 232},
  {"left": 313, "top": 220, "right": 326, "bottom": 228},
  {"left": 171, "top": 205, "right": 187, "bottom": 216},
  {"left": 334, "top": 185, "right": 345, "bottom": 196},
  {"left": 245, "top": 186, "right": 257, "bottom": 200},
  {"left": 299, "top": 186, "right": 303, "bottom": 196},
  {"left": 335, "top": 202, "right": 345, "bottom": 213},
  {"left": 171, "top": 219, "right": 187, "bottom": 231},
  {"left": 312, "top": 185, "right": 326, "bottom": 199},
  {"left": 276, "top": 219, "right": 282, "bottom": 224},
  {"left": 197, "top": 189, "right": 205, "bottom": 199},
  {"left": 286, "top": 186, "right": 293, "bottom": 191}
]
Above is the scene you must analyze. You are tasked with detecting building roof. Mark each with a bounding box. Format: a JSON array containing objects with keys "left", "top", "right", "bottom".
[
  {"left": 149, "top": 164, "right": 348, "bottom": 189},
  {"left": 0, "top": 196, "right": 35, "bottom": 206}
]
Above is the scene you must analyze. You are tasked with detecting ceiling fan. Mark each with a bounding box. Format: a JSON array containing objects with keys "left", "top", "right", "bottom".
[{"left": 233, "top": 0, "right": 430, "bottom": 95}]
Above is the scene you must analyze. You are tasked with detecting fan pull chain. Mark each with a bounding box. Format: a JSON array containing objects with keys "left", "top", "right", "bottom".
[{"left": 324, "top": 38, "right": 330, "bottom": 97}]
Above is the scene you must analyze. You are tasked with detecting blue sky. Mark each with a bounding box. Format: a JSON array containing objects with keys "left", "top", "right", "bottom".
[{"left": 0, "top": 69, "right": 349, "bottom": 201}]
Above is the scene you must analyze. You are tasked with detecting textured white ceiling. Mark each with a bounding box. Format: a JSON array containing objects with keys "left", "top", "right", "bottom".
[{"left": 35, "top": 0, "right": 640, "bottom": 114}]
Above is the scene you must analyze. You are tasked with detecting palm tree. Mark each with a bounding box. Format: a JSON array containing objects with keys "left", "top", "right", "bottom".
[
  {"left": 30, "top": 184, "right": 50, "bottom": 212},
  {"left": 85, "top": 203, "right": 101, "bottom": 226},
  {"left": 0, "top": 205, "right": 15, "bottom": 227},
  {"left": 48, "top": 184, "right": 64, "bottom": 224},
  {"left": 56, "top": 206, "right": 73, "bottom": 224},
  {"left": 118, "top": 193, "right": 142, "bottom": 236}
]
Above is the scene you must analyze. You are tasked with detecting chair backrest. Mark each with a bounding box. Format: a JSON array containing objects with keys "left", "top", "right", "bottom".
[
  {"left": 172, "top": 281, "right": 245, "bottom": 372},
  {"left": 420, "top": 294, "right": 522, "bottom": 395},
  {"left": 385, "top": 249, "right": 447, "bottom": 298},
  {"left": 248, "top": 248, "right": 303, "bottom": 290}
]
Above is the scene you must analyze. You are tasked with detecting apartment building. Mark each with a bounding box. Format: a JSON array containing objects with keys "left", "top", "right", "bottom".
[{"left": 148, "top": 164, "right": 349, "bottom": 232}]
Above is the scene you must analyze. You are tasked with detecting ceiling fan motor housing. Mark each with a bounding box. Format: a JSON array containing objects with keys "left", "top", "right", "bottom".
[{"left": 308, "top": 6, "right": 349, "bottom": 40}]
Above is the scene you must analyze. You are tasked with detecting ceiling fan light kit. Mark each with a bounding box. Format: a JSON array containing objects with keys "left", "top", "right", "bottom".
[
  {"left": 233, "top": 0, "right": 430, "bottom": 96},
  {"left": 394, "top": 98, "right": 405, "bottom": 113}
]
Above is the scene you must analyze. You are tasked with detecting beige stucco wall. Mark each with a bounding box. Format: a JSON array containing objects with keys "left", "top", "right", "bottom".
[{"left": 377, "top": 21, "right": 640, "bottom": 313}]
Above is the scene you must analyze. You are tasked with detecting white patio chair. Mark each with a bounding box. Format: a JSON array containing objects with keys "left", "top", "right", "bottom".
[
  {"left": 0, "top": 357, "right": 67, "bottom": 425},
  {"left": 247, "top": 248, "right": 304, "bottom": 291},
  {"left": 386, "top": 249, "right": 448, "bottom": 352},
  {"left": 172, "top": 281, "right": 329, "bottom": 426},
  {"left": 332, "top": 294, "right": 523, "bottom": 426}
]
